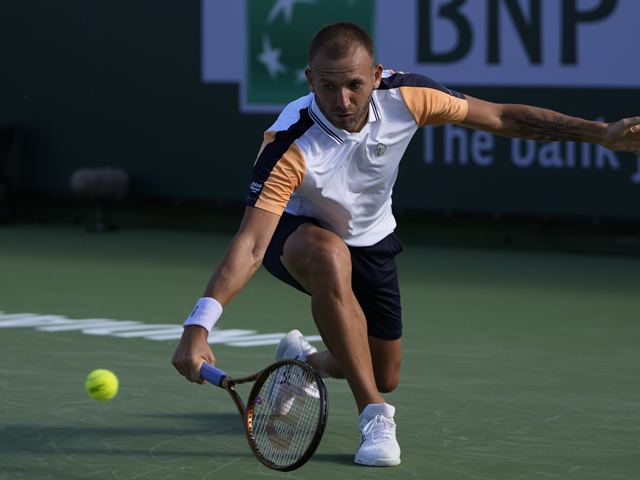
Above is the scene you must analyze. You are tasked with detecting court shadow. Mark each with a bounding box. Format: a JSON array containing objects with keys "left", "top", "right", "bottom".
[
  {"left": 0, "top": 465, "right": 107, "bottom": 480},
  {"left": 1, "top": 419, "right": 354, "bottom": 468},
  {"left": 142, "top": 412, "right": 243, "bottom": 430},
  {"left": 311, "top": 453, "right": 355, "bottom": 466},
  {"left": 0, "top": 414, "right": 246, "bottom": 457}
]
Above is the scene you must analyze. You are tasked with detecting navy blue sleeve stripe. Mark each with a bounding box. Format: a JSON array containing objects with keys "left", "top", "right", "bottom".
[
  {"left": 247, "top": 107, "right": 314, "bottom": 206},
  {"left": 370, "top": 97, "right": 381, "bottom": 120},
  {"left": 378, "top": 72, "right": 466, "bottom": 99}
]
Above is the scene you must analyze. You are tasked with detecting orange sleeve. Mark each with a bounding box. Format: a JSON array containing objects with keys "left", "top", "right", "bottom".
[
  {"left": 399, "top": 86, "right": 469, "bottom": 127},
  {"left": 249, "top": 131, "right": 306, "bottom": 216}
]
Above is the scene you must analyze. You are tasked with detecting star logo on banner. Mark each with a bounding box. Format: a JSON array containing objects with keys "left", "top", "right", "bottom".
[
  {"left": 246, "top": 0, "right": 374, "bottom": 108},
  {"left": 258, "top": 34, "right": 288, "bottom": 79},
  {"left": 266, "top": 0, "right": 315, "bottom": 24}
]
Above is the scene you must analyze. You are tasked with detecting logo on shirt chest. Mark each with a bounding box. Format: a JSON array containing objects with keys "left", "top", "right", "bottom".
[{"left": 375, "top": 143, "right": 388, "bottom": 156}]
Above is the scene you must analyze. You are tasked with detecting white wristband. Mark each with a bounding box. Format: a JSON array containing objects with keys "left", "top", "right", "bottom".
[{"left": 183, "top": 297, "right": 223, "bottom": 332}]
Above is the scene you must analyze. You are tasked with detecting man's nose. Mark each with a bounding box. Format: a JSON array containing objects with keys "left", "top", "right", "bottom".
[{"left": 335, "top": 88, "right": 352, "bottom": 110}]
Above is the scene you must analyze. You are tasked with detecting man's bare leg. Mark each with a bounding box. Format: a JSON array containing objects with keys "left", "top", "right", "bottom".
[
  {"left": 303, "top": 336, "right": 402, "bottom": 393},
  {"left": 280, "top": 223, "right": 400, "bottom": 413}
]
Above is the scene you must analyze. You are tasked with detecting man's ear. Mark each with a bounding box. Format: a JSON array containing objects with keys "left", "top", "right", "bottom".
[
  {"left": 373, "top": 64, "right": 383, "bottom": 89},
  {"left": 305, "top": 68, "right": 315, "bottom": 93}
]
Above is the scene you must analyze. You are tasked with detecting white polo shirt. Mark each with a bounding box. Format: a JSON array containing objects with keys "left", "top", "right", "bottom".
[{"left": 247, "top": 70, "right": 468, "bottom": 247}]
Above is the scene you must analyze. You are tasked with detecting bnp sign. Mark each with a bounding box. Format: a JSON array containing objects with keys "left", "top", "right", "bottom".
[{"left": 202, "top": 0, "right": 638, "bottom": 113}]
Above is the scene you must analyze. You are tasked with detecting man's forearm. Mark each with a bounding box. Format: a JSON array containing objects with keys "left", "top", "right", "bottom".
[
  {"left": 505, "top": 105, "right": 607, "bottom": 144},
  {"left": 462, "top": 97, "right": 609, "bottom": 145},
  {"left": 202, "top": 234, "right": 264, "bottom": 307}
]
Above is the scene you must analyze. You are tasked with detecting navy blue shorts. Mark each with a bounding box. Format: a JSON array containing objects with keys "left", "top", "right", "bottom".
[{"left": 262, "top": 213, "right": 404, "bottom": 340}]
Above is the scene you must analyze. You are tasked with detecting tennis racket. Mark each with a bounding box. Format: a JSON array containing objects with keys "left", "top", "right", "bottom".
[{"left": 200, "top": 360, "right": 328, "bottom": 471}]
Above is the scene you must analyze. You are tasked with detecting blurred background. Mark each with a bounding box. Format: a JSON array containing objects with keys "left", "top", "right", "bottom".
[{"left": 1, "top": 0, "right": 638, "bottom": 253}]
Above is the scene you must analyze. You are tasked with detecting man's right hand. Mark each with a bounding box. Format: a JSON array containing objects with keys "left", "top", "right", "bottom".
[{"left": 171, "top": 325, "right": 215, "bottom": 384}]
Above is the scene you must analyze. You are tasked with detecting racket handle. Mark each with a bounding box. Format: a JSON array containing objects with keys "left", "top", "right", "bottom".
[{"left": 200, "top": 362, "right": 228, "bottom": 387}]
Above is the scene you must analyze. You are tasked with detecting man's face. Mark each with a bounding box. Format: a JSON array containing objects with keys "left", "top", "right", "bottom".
[{"left": 305, "top": 48, "right": 383, "bottom": 133}]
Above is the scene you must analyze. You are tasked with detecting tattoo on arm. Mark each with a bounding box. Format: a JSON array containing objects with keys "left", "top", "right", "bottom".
[{"left": 513, "top": 109, "right": 584, "bottom": 142}]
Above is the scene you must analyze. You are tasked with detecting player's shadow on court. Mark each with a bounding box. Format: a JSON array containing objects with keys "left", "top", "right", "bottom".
[
  {"left": 310, "top": 453, "right": 356, "bottom": 466},
  {"left": 1, "top": 416, "right": 355, "bottom": 467},
  {"left": 145, "top": 412, "right": 244, "bottom": 435},
  {"left": 0, "top": 414, "right": 246, "bottom": 457},
  {"left": 149, "top": 414, "right": 356, "bottom": 466}
]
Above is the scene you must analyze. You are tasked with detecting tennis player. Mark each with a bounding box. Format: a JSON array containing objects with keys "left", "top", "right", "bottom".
[{"left": 172, "top": 22, "right": 640, "bottom": 467}]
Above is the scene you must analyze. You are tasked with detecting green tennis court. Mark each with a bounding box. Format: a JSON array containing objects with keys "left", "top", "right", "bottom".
[{"left": 1, "top": 221, "right": 639, "bottom": 479}]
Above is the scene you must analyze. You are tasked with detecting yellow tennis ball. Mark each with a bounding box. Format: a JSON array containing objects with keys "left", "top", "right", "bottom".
[{"left": 85, "top": 369, "right": 119, "bottom": 401}]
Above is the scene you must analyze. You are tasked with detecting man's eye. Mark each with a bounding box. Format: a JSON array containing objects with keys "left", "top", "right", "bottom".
[{"left": 323, "top": 85, "right": 334, "bottom": 91}]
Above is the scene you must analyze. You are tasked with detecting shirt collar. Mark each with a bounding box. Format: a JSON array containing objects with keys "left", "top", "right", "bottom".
[{"left": 309, "top": 94, "right": 382, "bottom": 145}]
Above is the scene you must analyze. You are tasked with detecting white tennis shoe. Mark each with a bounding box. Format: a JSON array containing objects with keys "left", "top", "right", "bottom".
[
  {"left": 272, "top": 330, "right": 320, "bottom": 415},
  {"left": 275, "top": 329, "right": 318, "bottom": 363},
  {"left": 355, "top": 403, "right": 401, "bottom": 467}
]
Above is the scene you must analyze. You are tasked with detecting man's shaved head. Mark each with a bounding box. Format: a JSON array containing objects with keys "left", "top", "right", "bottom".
[{"left": 308, "top": 22, "right": 375, "bottom": 68}]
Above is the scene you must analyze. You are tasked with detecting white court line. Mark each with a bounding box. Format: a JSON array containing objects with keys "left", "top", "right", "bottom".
[
  {"left": 38, "top": 320, "right": 142, "bottom": 332},
  {"left": 0, "top": 311, "right": 322, "bottom": 348}
]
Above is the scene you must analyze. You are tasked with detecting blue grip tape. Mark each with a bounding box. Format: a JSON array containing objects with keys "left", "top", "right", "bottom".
[{"left": 200, "top": 363, "right": 228, "bottom": 387}]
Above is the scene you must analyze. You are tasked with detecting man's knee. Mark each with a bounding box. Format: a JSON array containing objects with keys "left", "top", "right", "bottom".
[
  {"left": 283, "top": 225, "right": 351, "bottom": 286},
  {"left": 306, "top": 230, "right": 350, "bottom": 268}
]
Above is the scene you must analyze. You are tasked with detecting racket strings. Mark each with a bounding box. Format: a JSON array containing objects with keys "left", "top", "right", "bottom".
[{"left": 251, "top": 364, "right": 322, "bottom": 467}]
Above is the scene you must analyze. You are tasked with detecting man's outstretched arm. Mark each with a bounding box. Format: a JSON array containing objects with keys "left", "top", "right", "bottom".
[
  {"left": 171, "top": 206, "right": 281, "bottom": 384},
  {"left": 460, "top": 96, "right": 640, "bottom": 155}
]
